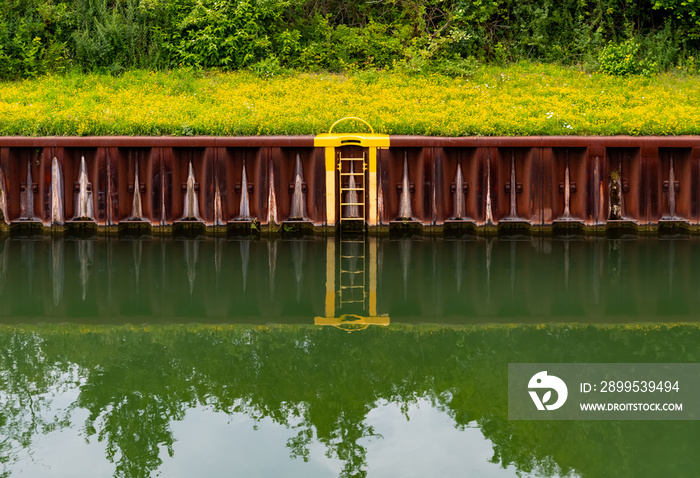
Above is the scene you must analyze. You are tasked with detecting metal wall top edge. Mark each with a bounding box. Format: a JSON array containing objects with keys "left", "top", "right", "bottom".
[
  {"left": 0, "top": 136, "right": 316, "bottom": 148},
  {"left": 391, "top": 135, "right": 700, "bottom": 147},
  {"left": 388, "top": 135, "right": 700, "bottom": 148},
  {"left": 388, "top": 136, "right": 545, "bottom": 147},
  {"left": 215, "top": 136, "right": 316, "bottom": 147},
  {"left": 0, "top": 135, "right": 697, "bottom": 148}
]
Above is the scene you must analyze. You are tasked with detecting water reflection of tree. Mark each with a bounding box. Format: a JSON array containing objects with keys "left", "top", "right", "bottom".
[
  {"left": 74, "top": 335, "right": 190, "bottom": 478},
  {"left": 167, "top": 327, "right": 393, "bottom": 478},
  {"left": 2, "top": 324, "right": 700, "bottom": 478},
  {"left": 0, "top": 331, "right": 75, "bottom": 476}
]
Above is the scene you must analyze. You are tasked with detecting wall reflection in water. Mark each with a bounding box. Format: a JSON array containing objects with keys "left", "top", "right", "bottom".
[{"left": 0, "top": 236, "right": 699, "bottom": 322}]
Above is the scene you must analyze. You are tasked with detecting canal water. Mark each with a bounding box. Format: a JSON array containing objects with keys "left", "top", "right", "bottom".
[{"left": 1, "top": 235, "right": 699, "bottom": 477}]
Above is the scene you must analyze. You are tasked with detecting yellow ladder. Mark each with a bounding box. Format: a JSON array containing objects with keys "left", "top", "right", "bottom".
[
  {"left": 338, "top": 238, "right": 367, "bottom": 309},
  {"left": 338, "top": 153, "right": 366, "bottom": 223}
]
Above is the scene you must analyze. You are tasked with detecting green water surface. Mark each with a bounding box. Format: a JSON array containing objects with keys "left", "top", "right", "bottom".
[{"left": 0, "top": 236, "right": 698, "bottom": 478}]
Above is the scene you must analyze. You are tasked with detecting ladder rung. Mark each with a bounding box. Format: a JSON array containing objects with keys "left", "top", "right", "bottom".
[
  {"left": 340, "top": 172, "right": 364, "bottom": 176},
  {"left": 340, "top": 202, "right": 365, "bottom": 206},
  {"left": 340, "top": 157, "right": 365, "bottom": 161},
  {"left": 340, "top": 240, "right": 365, "bottom": 244},
  {"left": 341, "top": 188, "right": 365, "bottom": 191},
  {"left": 340, "top": 285, "right": 364, "bottom": 289},
  {"left": 340, "top": 255, "right": 365, "bottom": 259},
  {"left": 340, "top": 217, "right": 365, "bottom": 221},
  {"left": 341, "top": 270, "right": 364, "bottom": 275}
]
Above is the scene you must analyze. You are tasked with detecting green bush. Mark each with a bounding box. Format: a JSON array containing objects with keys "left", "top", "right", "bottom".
[
  {"left": 249, "top": 55, "right": 287, "bottom": 78},
  {"left": 598, "top": 39, "right": 658, "bottom": 76},
  {"left": 165, "top": 0, "right": 285, "bottom": 69}
]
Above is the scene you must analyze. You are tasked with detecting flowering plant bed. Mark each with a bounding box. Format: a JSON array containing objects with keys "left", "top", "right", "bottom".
[{"left": 1, "top": 64, "right": 699, "bottom": 137}]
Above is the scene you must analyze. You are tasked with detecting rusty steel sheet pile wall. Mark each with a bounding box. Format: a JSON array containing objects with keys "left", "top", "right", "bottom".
[{"left": 1, "top": 136, "right": 699, "bottom": 234}]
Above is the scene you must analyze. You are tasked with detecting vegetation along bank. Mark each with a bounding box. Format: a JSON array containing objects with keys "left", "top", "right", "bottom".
[
  {"left": 1, "top": 65, "right": 699, "bottom": 137},
  {"left": 2, "top": 0, "right": 700, "bottom": 137}
]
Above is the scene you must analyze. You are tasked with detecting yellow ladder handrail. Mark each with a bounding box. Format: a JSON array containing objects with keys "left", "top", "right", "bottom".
[{"left": 328, "top": 117, "right": 374, "bottom": 135}]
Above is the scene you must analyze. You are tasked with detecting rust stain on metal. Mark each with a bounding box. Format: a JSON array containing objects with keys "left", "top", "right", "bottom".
[{"left": 0, "top": 136, "right": 698, "bottom": 233}]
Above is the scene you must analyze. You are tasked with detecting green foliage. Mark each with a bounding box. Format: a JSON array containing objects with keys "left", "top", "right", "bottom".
[
  {"left": 293, "top": 16, "right": 412, "bottom": 71},
  {"left": 249, "top": 55, "right": 287, "bottom": 78},
  {"left": 598, "top": 39, "right": 658, "bottom": 76},
  {"left": 653, "top": 0, "right": 700, "bottom": 40},
  {"left": 165, "top": 0, "right": 284, "bottom": 69},
  {"left": 0, "top": 15, "right": 53, "bottom": 79},
  {"left": 1, "top": 0, "right": 700, "bottom": 79}
]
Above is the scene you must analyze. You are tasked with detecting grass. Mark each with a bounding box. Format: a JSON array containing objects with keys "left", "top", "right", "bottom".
[{"left": 1, "top": 63, "right": 699, "bottom": 136}]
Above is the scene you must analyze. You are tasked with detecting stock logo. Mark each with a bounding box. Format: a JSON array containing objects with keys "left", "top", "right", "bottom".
[{"left": 528, "top": 371, "right": 568, "bottom": 411}]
